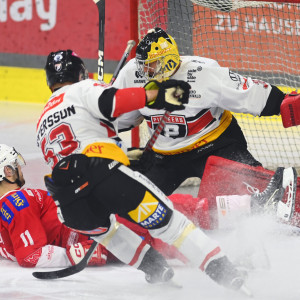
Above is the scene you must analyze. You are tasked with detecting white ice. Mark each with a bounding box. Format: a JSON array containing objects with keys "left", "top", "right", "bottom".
[{"left": 1, "top": 101, "right": 300, "bottom": 300}]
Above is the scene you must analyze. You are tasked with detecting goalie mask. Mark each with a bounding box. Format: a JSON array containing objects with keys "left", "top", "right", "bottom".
[
  {"left": 45, "top": 50, "right": 89, "bottom": 88},
  {"left": 0, "top": 144, "right": 26, "bottom": 186},
  {"left": 136, "top": 27, "right": 180, "bottom": 80}
]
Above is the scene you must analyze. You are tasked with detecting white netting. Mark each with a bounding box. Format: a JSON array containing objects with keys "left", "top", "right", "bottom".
[
  {"left": 136, "top": 0, "right": 300, "bottom": 186},
  {"left": 190, "top": 0, "right": 271, "bottom": 11}
]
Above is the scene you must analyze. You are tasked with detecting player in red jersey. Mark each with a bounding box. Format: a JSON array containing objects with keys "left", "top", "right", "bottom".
[{"left": 0, "top": 144, "right": 108, "bottom": 268}]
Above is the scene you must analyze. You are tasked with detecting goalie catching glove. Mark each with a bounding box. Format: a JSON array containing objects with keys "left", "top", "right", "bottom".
[
  {"left": 145, "top": 79, "right": 191, "bottom": 111},
  {"left": 66, "top": 240, "right": 108, "bottom": 266}
]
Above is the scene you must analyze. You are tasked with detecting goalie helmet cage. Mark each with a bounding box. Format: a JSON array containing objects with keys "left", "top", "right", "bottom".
[{"left": 129, "top": 0, "right": 300, "bottom": 185}]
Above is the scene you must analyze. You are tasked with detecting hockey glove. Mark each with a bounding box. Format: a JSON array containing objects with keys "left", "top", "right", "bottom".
[
  {"left": 67, "top": 240, "right": 108, "bottom": 266},
  {"left": 280, "top": 91, "right": 300, "bottom": 128},
  {"left": 144, "top": 79, "right": 191, "bottom": 111}
]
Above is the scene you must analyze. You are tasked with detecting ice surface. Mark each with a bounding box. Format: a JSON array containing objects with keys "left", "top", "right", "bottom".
[{"left": 1, "top": 101, "right": 300, "bottom": 300}]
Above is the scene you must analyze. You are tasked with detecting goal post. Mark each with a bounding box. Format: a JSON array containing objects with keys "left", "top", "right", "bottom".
[{"left": 130, "top": 0, "right": 300, "bottom": 174}]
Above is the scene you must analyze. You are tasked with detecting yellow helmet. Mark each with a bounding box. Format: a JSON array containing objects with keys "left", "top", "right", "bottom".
[{"left": 136, "top": 27, "right": 180, "bottom": 80}]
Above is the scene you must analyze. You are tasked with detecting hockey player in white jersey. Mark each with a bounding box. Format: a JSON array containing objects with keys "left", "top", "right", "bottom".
[
  {"left": 113, "top": 27, "right": 298, "bottom": 196},
  {"left": 36, "top": 49, "right": 249, "bottom": 292}
]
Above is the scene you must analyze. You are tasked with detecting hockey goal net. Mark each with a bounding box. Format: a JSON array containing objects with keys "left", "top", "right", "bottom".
[{"left": 131, "top": 0, "right": 300, "bottom": 184}]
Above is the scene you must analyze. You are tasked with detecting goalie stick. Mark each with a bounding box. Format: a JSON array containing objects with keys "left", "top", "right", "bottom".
[{"left": 32, "top": 39, "right": 136, "bottom": 280}]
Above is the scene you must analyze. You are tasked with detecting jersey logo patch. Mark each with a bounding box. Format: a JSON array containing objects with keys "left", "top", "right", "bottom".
[
  {"left": 7, "top": 191, "right": 29, "bottom": 211},
  {"left": 0, "top": 202, "right": 14, "bottom": 224},
  {"left": 128, "top": 191, "right": 167, "bottom": 229},
  {"left": 149, "top": 114, "right": 187, "bottom": 138}
]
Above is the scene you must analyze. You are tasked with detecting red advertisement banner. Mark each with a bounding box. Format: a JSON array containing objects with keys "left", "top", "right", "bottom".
[
  {"left": 193, "top": 4, "right": 300, "bottom": 73},
  {"left": 0, "top": 0, "right": 130, "bottom": 60}
]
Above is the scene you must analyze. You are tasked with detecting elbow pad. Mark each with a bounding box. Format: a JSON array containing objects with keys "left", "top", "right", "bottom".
[{"left": 98, "top": 87, "right": 118, "bottom": 121}]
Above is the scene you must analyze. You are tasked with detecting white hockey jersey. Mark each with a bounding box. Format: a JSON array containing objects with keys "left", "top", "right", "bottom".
[
  {"left": 113, "top": 56, "right": 272, "bottom": 154},
  {"left": 36, "top": 79, "right": 146, "bottom": 168}
]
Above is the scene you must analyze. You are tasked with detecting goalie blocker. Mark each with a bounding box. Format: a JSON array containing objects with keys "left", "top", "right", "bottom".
[{"left": 280, "top": 91, "right": 300, "bottom": 128}]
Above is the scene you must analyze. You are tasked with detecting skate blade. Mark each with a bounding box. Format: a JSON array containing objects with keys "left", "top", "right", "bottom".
[
  {"left": 167, "top": 279, "right": 183, "bottom": 289},
  {"left": 240, "top": 284, "right": 253, "bottom": 298},
  {"left": 152, "top": 279, "right": 182, "bottom": 289}
]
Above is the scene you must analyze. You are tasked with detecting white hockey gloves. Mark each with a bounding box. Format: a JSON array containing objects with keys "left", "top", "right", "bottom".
[{"left": 144, "top": 79, "right": 191, "bottom": 111}]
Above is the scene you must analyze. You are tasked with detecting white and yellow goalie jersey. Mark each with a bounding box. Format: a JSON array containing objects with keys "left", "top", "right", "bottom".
[{"left": 113, "top": 57, "right": 272, "bottom": 155}]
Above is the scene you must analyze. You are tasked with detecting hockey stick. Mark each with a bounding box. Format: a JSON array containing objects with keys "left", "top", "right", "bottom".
[
  {"left": 109, "top": 40, "right": 136, "bottom": 85},
  {"left": 94, "top": 0, "right": 105, "bottom": 81},
  {"left": 143, "top": 110, "right": 171, "bottom": 153},
  {"left": 32, "top": 40, "right": 136, "bottom": 280},
  {"left": 32, "top": 240, "right": 98, "bottom": 279},
  {"left": 137, "top": 110, "right": 170, "bottom": 169}
]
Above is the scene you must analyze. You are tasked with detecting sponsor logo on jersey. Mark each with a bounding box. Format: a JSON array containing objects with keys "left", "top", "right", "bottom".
[
  {"left": 24, "top": 189, "right": 34, "bottom": 197},
  {"left": 7, "top": 191, "right": 29, "bottom": 211},
  {"left": 84, "top": 144, "right": 104, "bottom": 155},
  {"left": 135, "top": 71, "right": 144, "bottom": 79},
  {"left": 148, "top": 114, "right": 188, "bottom": 138},
  {"left": 134, "top": 71, "right": 146, "bottom": 83},
  {"left": 229, "top": 70, "right": 241, "bottom": 82},
  {"left": 0, "top": 203, "right": 14, "bottom": 224},
  {"left": 187, "top": 68, "right": 198, "bottom": 83},
  {"left": 252, "top": 79, "right": 269, "bottom": 89},
  {"left": 37, "top": 93, "right": 65, "bottom": 129},
  {"left": 128, "top": 191, "right": 167, "bottom": 229},
  {"left": 151, "top": 115, "right": 185, "bottom": 125},
  {"left": 134, "top": 79, "right": 146, "bottom": 84},
  {"left": 229, "top": 70, "right": 250, "bottom": 90},
  {"left": 242, "top": 78, "right": 249, "bottom": 90},
  {"left": 189, "top": 89, "right": 201, "bottom": 98}
]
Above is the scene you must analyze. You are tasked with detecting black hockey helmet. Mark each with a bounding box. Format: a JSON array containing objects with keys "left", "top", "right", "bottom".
[{"left": 45, "top": 50, "right": 89, "bottom": 88}]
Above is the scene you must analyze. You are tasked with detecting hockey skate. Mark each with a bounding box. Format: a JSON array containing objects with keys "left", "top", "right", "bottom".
[
  {"left": 205, "top": 256, "right": 252, "bottom": 296},
  {"left": 138, "top": 248, "right": 175, "bottom": 284},
  {"left": 251, "top": 167, "right": 297, "bottom": 221}
]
